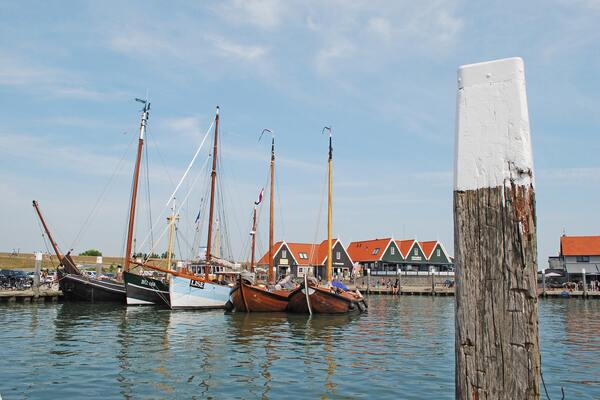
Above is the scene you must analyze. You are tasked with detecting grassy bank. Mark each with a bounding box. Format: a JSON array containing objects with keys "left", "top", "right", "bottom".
[{"left": 0, "top": 252, "right": 169, "bottom": 271}]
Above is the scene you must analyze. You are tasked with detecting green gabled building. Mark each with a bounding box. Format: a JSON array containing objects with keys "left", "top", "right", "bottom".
[{"left": 347, "top": 238, "right": 454, "bottom": 276}]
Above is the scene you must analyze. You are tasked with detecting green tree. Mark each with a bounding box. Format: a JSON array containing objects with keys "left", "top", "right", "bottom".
[
  {"left": 79, "top": 249, "right": 102, "bottom": 257},
  {"left": 161, "top": 251, "right": 175, "bottom": 259}
]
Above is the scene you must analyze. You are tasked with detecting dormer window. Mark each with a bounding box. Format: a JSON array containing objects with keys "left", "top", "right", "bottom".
[
  {"left": 372, "top": 248, "right": 380, "bottom": 255},
  {"left": 299, "top": 252, "right": 308, "bottom": 259}
]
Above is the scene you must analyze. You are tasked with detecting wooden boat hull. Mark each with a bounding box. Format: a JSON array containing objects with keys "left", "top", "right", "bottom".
[
  {"left": 230, "top": 280, "right": 290, "bottom": 312},
  {"left": 169, "top": 276, "right": 232, "bottom": 309},
  {"left": 58, "top": 272, "right": 126, "bottom": 303},
  {"left": 123, "top": 272, "right": 170, "bottom": 307},
  {"left": 287, "top": 284, "right": 366, "bottom": 314}
]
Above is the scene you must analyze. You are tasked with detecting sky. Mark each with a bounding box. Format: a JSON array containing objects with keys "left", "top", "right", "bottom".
[{"left": 1, "top": 1, "right": 599, "bottom": 268}]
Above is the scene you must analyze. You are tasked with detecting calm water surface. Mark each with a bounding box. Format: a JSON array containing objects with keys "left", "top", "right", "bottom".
[{"left": 1, "top": 296, "right": 599, "bottom": 399}]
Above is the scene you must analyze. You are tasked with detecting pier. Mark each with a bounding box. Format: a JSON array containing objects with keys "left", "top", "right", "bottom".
[{"left": 0, "top": 288, "right": 62, "bottom": 303}]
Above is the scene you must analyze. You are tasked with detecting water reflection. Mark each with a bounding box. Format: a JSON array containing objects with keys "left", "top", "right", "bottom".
[{"left": 2, "top": 297, "right": 600, "bottom": 399}]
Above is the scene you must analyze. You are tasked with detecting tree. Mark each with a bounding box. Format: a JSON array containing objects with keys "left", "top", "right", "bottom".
[
  {"left": 161, "top": 251, "right": 175, "bottom": 259},
  {"left": 79, "top": 249, "right": 102, "bottom": 257}
]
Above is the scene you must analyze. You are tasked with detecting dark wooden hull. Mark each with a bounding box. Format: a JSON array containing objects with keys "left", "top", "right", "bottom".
[
  {"left": 123, "top": 272, "right": 170, "bottom": 307},
  {"left": 230, "top": 281, "right": 290, "bottom": 312},
  {"left": 287, "top": 284, "right": 367, "bottom": 314},
  {"left": 58, "top": 272, "right": 126, "bottom": 303}
]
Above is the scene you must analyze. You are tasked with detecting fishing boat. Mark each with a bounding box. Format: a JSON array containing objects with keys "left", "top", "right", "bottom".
[
  {"left": 138, "top": 107, "right": 234, "bottom": 309},
  {"left": 32, "top": 200, "right": 127, "bottom": 302},
  {"left": 287, "top": 128, "right": 367, "bottom": 314},
  {"left": 230, "top": 131, "right": 294, "bottom": 312}
]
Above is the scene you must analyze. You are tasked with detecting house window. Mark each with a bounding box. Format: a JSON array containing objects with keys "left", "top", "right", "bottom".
[
  {"left": 336, "top": 251, "right": 341, "bottom": 260},
  {"left": 372, "top": 248, "right": 380, "bottom": 255},
  {"left": 414, "top": 248, "right": 418, "bottom": 255},
  {"left": 391, "top": 247, "right": 395, "bottom": 255},
  {"left": 436, "top": 249, "right": 441, "bottom": 257},
  {"left": 299, "top": 252, "right": 308, "bottom": 259},
  {"left": 576, "top": 256, "right": 590, "bottom": 262},
  {"left": 282, "top": 250, "right": 287, "bottom": 258}
]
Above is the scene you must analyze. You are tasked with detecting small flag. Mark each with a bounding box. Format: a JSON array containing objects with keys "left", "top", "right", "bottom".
[{"left": 254, "top": 188, "right": 264, "bottom": 206}]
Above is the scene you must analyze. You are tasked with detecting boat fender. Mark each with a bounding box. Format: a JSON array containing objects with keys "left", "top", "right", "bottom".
[
  {"left": 224, "top": 300, "right": 234, "bottom": 311},
  {"left": 357, "top": 302, "right": 366, "bottom": 312}
]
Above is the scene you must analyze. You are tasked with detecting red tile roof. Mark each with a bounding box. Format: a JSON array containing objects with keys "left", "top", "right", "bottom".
[
  {"left": 419, "top": 241, "right": 438, "bottom": 259},
  {"left": 346, "top": 238, "right": 391, "bottom": 262},
  {"left": 396, "top": 239, "right": 416, "bottom": 258},
  {"left": 257, "top": 240, "right": 341, "bottom": 266},
  {"left": 561, "top": 236, "right": 600, "bottom": 256},
  {"left": 256, "top": 241, "right": 285, "bottom": 265}
]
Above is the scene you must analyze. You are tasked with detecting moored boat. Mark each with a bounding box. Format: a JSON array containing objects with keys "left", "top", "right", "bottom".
[
  {"left": 286, "top": 127, "right": 366, "bottom": 315},
  {"left": 123, "top": 271, "right": 170, "bottom": 306},
  {"left": 230, "top": 130, "right": 293, "bottom": 312}
]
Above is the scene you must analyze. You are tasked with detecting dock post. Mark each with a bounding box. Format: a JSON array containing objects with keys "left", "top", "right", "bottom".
[
  {"left": 96, "top": 256, "right": 103, "bottom": 279},
  {"left": 454, "top": 57, "right": 540, "bottom": 399},
  {"left": 583, "top": 268, "right": 587, "bottom": 298},
  {"left": 34, "top": 251, "right": 42, "bottom": 288},
  {"left": 431, "top": 269, "right": 436, "bottom": 296},
  {"left": 367, "top": 268, "right": 371, "bottom": 294},
  {"left": 542, "top": 271, "right": 546, "bottom": 297}
]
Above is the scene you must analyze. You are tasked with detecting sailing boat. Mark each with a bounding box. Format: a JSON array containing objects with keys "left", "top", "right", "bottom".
[
  {"left": 287, "top": 127, "right": 367, "bottom": 314},
  {"left": 121, "top": 100, "right": 171, "bottom": 307},
  {"left": 230, "top": 131, "right": 293, "bottom": 312},
  {"left": 33, "top": 200, "right": 127, "bottom": 302},
  {"left": 164, "top": 106, "right": 232, "bottom": 309},
  {"left": 123, "top": 205, "right": 174, "bottom": 307}
]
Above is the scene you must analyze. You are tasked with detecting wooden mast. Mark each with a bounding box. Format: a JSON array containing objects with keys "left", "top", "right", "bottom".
[
  {"left": 205, "top": 106, "right": 220, "bottom": 280},
  {"left": 32, "top": 200, "right": 63, "bottom": 260},
  {"left": 325, "top": 127, "right": 333, "bottom": 283},
  {"left": 250, "top": 206, "right": 257, "bottom": 272},
  {"left": 268, "top": 134, "right": 275, "bottom": 283},
  {"left": 124, "top": 99, "right": 150, "bottom": 273},
  {"left": 166, "top": 201, "right": 178, "bottom": 274}
]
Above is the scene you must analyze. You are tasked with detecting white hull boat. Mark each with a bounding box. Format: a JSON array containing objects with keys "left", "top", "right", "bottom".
[{"left": 169, "top": 276, "right": 232, "bottom": 309}]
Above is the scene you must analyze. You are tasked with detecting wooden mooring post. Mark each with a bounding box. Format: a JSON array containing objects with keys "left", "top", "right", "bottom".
[{"left": 454, "top": 58, "right": 540, "bottom": 400}]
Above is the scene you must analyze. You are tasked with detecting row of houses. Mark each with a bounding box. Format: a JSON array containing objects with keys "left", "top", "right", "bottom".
[{"left": 256, "top": 238, "right": 453, "bottom": 280}]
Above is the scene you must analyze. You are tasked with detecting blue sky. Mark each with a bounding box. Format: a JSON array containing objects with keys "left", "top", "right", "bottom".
[{"left": 1, "top": 1, "right": 599, "bottom": 267}]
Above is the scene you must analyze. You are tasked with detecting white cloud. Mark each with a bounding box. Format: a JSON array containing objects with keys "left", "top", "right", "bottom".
[
  {"left": 0, "top": 52, "right": 128, "bottom": 100},
  {"left": 215, "top": 0, "right": 285, "bottom": 30},
  {"left": 210, "top": 35, "right": 268, "bottom": 61}
]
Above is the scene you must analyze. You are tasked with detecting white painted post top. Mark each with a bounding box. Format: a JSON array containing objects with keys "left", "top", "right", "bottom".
[{"left": 454, "top": 57, "right": 534, "bottom": 191}]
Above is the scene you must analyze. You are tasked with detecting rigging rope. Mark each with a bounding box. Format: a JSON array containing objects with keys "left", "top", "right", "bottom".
[
  {"left": 143, "top": 135, "right": 154, "bottom": 250},
  {"left": 166, "top": 119, "right": 214, "bottom": 207},
  {"left": 70, "top": 133, "right": 136, "bottom": 251}
]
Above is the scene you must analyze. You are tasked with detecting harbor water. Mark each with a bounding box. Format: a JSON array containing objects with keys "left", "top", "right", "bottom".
[{"left": 1, "top": 296, "right": 599, "bottom": 399}]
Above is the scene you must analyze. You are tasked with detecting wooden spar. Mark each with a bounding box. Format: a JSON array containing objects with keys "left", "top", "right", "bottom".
[
  {"left": 130, "top": 259, "right": 212, "bottom": 284},
  {"left": 205, "top": 106, "right": 220, "bottom": 280},
  {"left": 250, "top": 206, "right": 257, "bottom": 272},
  {"left": 166, "top": 203, "right": 178, "bottom": 274},
  {"left": 454, "top": 58, "right": 540, "bottom": 399},
  {"left": 124, "top": 100, "right": 150, "bottom": 273},
  {"left": 32, "top": 200, "right": 80, "bottom": 274},
  {"left": 32, "top": 200, "right": 63, "bottom": 260},
  {"left": 326, "top": 132, "right": 333, "bottom": 282},
  {"left": 268, "top": 136, "right": 275, "bottom": 283}
]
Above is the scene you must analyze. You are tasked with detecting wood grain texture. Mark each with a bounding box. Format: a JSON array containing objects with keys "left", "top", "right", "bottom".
[{"left": 454, "top": 183, "right": 540, "bottom": 399}]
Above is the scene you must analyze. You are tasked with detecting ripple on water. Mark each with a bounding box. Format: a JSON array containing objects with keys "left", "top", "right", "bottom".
[{"left": 1, "top": 297, "right": 599, "bottom": 399}]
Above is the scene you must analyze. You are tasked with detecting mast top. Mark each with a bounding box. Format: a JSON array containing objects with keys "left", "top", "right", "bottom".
[
  {"left": 216, "top": 105, "right": 220, "bottom": 115},
  {"left": 323, "top": 126, "right": 332, "bottom": 160}
]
